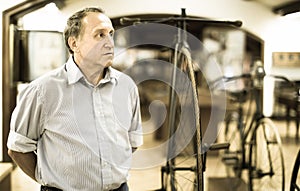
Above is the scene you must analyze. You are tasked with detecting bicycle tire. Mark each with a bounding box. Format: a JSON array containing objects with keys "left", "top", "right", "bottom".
[
  {"left": 248, "top": 117, "right": 285, "bottom": 191},
  {"left": 162, "top": 47, "right": 202, "bottom": 191},
  {"left": 290, "top": 149, "right": 300, "bottom": 191}
]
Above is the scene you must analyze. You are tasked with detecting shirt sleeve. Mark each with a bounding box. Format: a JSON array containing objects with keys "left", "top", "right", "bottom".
[
  {"left": 129, "top": 85, "right": 143, "bottom": 148},
  {"left": 7, "top": 84, "right": 44, "bottom": 153}
]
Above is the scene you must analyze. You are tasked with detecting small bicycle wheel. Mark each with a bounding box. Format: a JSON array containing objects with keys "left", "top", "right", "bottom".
[
  {"left": 163, "top": 46, "right": 202, "bottom": 191},
  {"left": 248, "top": 118, "right": 285, "bottom": 191}
]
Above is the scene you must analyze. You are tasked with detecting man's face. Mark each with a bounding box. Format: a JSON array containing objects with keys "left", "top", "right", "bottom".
[{"left": 75, "top": 12, "right": 115, "bottom": 68}]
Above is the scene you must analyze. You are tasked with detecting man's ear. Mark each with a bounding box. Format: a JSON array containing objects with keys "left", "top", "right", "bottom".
[{"left": 68, "top": 36, "right": 79, "bottom": 53}]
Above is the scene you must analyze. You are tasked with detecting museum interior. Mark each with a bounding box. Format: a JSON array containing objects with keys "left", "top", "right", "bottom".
[{"left": 0, "top": 0, "right": 299, "bottom": 191}]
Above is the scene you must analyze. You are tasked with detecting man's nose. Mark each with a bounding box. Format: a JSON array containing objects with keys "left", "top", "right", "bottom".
[{"left": 104, "top": 35, "right": 114, "bottom": 48}]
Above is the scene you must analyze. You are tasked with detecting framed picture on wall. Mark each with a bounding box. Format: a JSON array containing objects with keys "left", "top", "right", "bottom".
[{"left": 273, "top": 52, "right": 300, "bottom": 67}]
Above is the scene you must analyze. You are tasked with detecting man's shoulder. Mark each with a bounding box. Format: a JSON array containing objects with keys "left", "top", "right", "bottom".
[
  {"left": 29, "top": 65, "right": 66, "bottom": 89},
  {"left": 35, "top": 65, "right": 65, "bottom": 80},
  {"left": 110, "top": 67, "right": 136, "bottom": 85}
]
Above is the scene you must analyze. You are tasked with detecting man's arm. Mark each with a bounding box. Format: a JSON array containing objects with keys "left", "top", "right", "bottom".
[{"left": 8, "top": 149, "right": 37, "bottom": 181}]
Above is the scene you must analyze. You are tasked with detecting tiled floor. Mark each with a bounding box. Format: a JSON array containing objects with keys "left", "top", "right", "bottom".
[{"left": 10, "top": 120, "right": 299, "bottom": 191}]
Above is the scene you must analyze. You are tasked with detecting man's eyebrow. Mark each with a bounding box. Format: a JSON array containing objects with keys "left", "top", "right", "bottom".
[
  {"left": 92, "top": 28, "right": 105, "bottom": 33},
  {"left": 92, "top": 28, "right": 114, "bottom": 35}
]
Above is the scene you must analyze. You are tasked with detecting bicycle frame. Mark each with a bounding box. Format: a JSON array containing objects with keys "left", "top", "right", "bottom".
[
  {"left": 233, "top": 85, "right": 264, "bottom": 171},
  {"left": 224, "top": 73, "right": 297, "bottom": 172},
  {"left": 214, "top": 70, "right": 297, "bottom": 190}
]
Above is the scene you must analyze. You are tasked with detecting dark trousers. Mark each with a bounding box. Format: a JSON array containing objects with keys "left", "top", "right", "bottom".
[{"left": 41, "top": 182, "right": 128, "bottom": 191}]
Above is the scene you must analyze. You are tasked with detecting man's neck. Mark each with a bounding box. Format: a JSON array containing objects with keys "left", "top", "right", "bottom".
[{"left": 73, "top": 56, "right": 107, "bottom": 86}]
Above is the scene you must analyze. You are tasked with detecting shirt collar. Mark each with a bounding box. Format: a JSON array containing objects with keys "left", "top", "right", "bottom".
[{"left": 65, "top": 56, "right": 118, "bottom": 85}]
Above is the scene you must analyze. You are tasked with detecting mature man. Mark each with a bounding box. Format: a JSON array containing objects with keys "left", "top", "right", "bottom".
[{"left": 7, "top": 7, "right": 143, "bottom": 191}]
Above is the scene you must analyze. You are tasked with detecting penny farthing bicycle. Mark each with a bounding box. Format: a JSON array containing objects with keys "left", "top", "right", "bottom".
[{"left": 121, "top": 9, "right": 242, "bottom": 191}]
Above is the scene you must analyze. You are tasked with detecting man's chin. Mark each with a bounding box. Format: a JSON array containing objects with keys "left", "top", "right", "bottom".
[{"left": 96, "top": 59, "right": 113, "bottom": 69}]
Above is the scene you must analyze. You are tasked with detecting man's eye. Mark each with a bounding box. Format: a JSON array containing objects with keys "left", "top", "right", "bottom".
[
  {"left": 99, "top": 33, "right": 104, "bottom": 38},
  {"left": 109, "top": 32, "right": 114, "bottom": 37}
]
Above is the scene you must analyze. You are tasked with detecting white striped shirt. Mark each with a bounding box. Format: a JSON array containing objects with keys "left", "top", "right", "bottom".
[{"left": 7, "top": 56, "right": 143, "bottom": 191}]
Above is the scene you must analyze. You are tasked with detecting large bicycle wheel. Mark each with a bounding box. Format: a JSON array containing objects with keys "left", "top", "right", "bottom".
[
  {"left": 162, "top": 46, "right": 202, "bottom": 191},
  {"left": 290, "top": 149, "right": 300, "bottom": 191},
  {"left": 248, "top": 118, "right": 285, "bottom": 191}
]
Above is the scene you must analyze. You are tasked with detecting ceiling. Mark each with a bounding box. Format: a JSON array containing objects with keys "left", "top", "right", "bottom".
[
  {"left": 57, "top": 0, "right": 300, "bottom": 16},
  {"left": 58, "top": 0, "right": 298, "bottom": 10}
]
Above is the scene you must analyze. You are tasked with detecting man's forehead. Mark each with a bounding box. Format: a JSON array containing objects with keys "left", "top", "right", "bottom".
[{"left": 83, "top": 12, "right": 113, "bottom": 27}]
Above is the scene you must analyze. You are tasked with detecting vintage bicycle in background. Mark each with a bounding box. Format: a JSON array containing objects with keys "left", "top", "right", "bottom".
[{"left": 210, "top": 61, "right": 300, "bottom": 191}]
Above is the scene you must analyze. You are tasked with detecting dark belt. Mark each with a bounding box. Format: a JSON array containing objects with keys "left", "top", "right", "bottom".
[
  {"left": 41, "top": 182, "right": 128, "bottom": 191},
  {"left": 41, "top": 185, "right": 62, "bottom": 191},
  {"left": 112, "top": 183, "right": 128, "bottom": 191}
]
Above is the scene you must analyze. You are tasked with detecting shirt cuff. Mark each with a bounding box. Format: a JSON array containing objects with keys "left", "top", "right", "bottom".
[
  {"left": 7, "top": 130, "right": 37, "bottom": 153},
  {"left": 129, "top": 131, "right": 143, "bottom": 148}
]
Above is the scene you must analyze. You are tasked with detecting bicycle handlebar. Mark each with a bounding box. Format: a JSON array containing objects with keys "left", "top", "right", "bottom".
[
  {"left": 120, "top": 16, "right": 242, "bottom": 28},
  {"left": 210, "top": 73, "right": 300, "bottom": 96},
  {"left": 209, "top": 73, "right": 252, "bottom": 90},
  {"left": 269, "top": 74, "right": 300, "bottom": 96}
]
